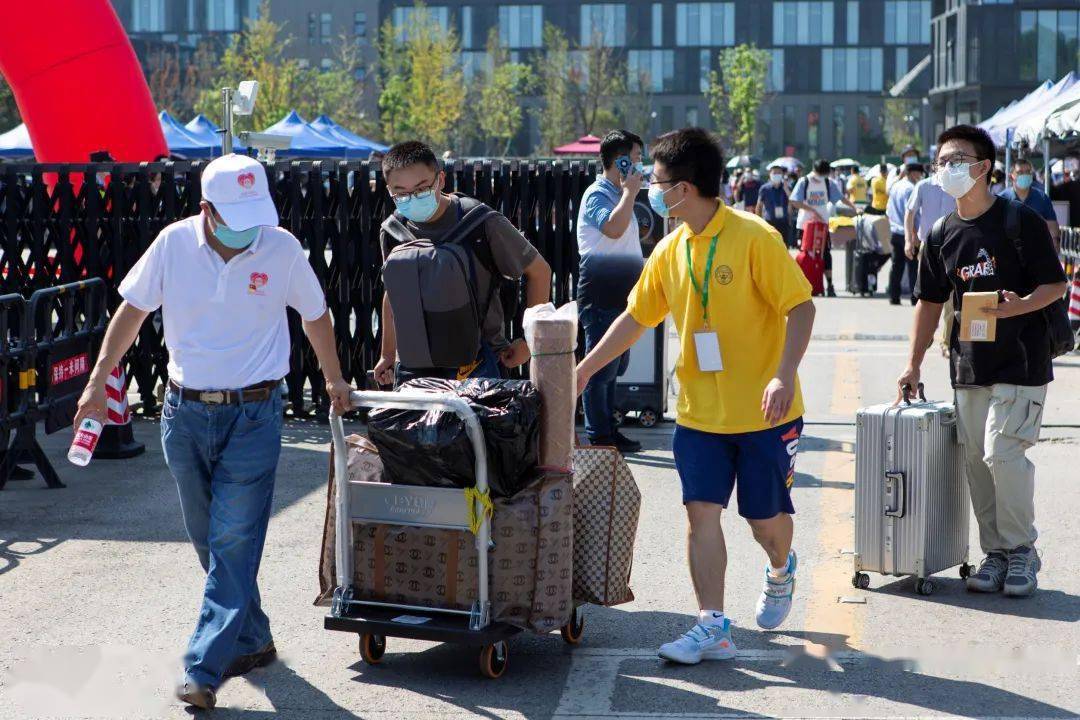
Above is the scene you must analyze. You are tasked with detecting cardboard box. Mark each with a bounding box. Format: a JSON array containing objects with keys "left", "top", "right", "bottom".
[{"left": 959, "top": 292, "right": 998, "bottom": 342}]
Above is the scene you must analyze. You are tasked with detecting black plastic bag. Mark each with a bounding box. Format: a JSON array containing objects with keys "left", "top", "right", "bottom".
[{"left": 367, "top": 377, "right": 541, "bottom": 498}]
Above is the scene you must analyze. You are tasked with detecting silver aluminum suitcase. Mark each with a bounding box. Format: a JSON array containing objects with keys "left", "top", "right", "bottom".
[{"left": 853, "top": 385, "right": 972, "bottom": 595}]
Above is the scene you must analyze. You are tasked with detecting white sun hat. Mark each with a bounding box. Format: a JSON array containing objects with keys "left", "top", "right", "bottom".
[{"left": 201, "top": 153, "right": 279, "bottom": 230}]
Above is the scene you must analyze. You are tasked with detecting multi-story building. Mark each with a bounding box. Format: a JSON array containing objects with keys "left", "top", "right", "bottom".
[
  {"left": 930, "top": 0, "right": 1080, "bottom": 142},
  {"left": 382, "top": 0, "right": 933, "bottom": 160}
]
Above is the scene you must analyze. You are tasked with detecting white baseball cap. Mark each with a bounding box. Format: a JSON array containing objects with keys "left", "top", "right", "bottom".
[{"left": 201, "top": 154, "right": 279, "bottom": 230}]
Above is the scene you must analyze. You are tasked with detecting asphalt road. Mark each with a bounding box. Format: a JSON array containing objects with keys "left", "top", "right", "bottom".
[{"left": 1, "top": 264, "right": 1078, "bottom": 718}]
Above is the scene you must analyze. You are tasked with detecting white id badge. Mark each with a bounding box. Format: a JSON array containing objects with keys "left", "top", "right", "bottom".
[
  {"left": 694, "top": 331, "right": 724, "bottom": 372},
  {"left": 775, "top": 206, "right": 785, "bottom": 219}
]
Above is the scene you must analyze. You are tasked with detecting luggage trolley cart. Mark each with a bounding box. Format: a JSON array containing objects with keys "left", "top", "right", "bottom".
[{"left": 324, "top": 389, "right": 584, "bottom": 679}]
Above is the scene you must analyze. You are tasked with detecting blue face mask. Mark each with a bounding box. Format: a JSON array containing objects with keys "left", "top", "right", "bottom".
[
  {"left": 648, "top": 183, "right": 683, "bottom": 218},
  {"left": 1015, "top": 174, "right": 1034, "bottom": 190},
  {"left": 209, "top": 213, "right": 259, "bottom": 249},
  {"left": 394, "top": 188, "right": 439, "bottom": 223}
]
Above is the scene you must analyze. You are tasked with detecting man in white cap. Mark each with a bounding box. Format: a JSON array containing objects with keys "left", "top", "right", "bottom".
[{"left": 75, "top": 154, "right": 351, "bottom": 709}]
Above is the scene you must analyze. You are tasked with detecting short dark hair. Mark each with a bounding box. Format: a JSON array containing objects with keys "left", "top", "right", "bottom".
[
  {"left": 814, "top": 159, "right": 831, "bottom": 175},
  {"left": 649, "top": 128, "right": 723, "bottom": 197},
  {"left": 879, "top": 163, "right": 888, "bottom": 174},
  {"left": 1012, "top": 157, "right": 1034, "bottom": 172},
  {"left": 600, "top": 129, "right": 644, "bottom": 170},
  {"left": 382, "top": 141, "right": 438, "bottom": 179},
  {"left": 936, "top": 124, "right": 996, "bottom": 165}
]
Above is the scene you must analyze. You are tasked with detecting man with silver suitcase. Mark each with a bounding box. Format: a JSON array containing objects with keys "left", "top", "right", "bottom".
[{"left": 898, "top": 125, "right": 1068, "bottom": 598}]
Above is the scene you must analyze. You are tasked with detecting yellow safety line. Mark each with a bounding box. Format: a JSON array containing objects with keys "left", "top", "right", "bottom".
[{"left": 802, "top": 331, "right": 864, "bottom": 659}]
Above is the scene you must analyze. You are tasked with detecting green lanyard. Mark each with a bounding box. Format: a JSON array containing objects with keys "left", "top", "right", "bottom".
[{"left": 685, "top": 234, "right": 719, "bottom": 328}]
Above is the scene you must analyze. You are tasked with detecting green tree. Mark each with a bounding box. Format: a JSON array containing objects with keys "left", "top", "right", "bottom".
[
  {"left": 569, "top": 31, "right": 626, "bottom": 137},
  {"left": 533, "top": 23, "right": 575, "bottom": 154},
  {"left": 478, "top": 29, "right": 533, "bottom": 156},
  {"left": 619, "top": 68, "right": 655, "bottom": 140},
  {"left": 193, "top": 1, "right": 307, "bottom": 131},
  {"left": 883, "top": 98, "right": 922, "bottom": 155},
  {"left": 0, "top": 75, "right": 20, "bottom": 130},
  {"left": 709, "top": 44, "right": 771, "bottom": 154},
  {"left": 376, "top": 2, "right": 463, "bottom": 148},
  {"left": 299, "top": 35, "right": 375, "bottom": 134}
]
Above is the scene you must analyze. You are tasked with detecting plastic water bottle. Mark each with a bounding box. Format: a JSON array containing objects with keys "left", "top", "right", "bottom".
[{"left": 68, "top": 418, "right": 103, "bottom": 467}]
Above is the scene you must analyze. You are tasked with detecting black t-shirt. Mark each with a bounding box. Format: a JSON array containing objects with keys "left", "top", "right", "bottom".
[
  {"left": 915, "top": 197, "right": 1066, "bottom": 388},
  {"left": 1049, "top": 180, "right": 1080, "bottom": 227}
]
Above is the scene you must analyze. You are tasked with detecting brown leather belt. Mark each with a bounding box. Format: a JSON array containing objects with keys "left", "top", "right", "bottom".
[{"left": 167, "top": 379, "right": 280, "bottom": 405}]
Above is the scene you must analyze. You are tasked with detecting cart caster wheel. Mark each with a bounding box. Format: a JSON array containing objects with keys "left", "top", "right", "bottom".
[
  {"left": 359, "top": 633, "right": 386, "bottom": 665},
  {"left": 560, "top": 607, "right": 585, "bottom": 645},
  {"left": 959, "top": 563, "right": 973, "bottom": 579},
  {"left": 479, "top": 641, "right": 508, "bottom": 679},
  {"left": 638, "top": 408, "right": 658, "bottom": 428},
  {"left": 915, "top": 579, "right": 935, "bottom": 596},
  {"left": 612, "top": 410, "right": 625, "bottom": 427},
  {"left": 852, "top": 572, "right": 870, "bottom": 589}
]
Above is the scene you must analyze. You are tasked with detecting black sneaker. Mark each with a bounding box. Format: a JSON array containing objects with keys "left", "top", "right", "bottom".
[
  {"left": 587, "top": 435, "right": 616, "bottom": 448},
  {"left": 614, "top": 431, "right": 642, "bottom": 453},
  {"left": 224, "top": 641, "right": 277, "bottom": 679},
  {"left": 826, "top": 285, "right": 837, "bottom": 298}
]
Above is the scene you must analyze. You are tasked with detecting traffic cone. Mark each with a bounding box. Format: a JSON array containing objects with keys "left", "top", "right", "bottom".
[
  {"left": 93, "top": 365, "right": 145, "bottom": 459},
  {"left": 1069, "top": 271, "right": 1080, "bottom": 331}
]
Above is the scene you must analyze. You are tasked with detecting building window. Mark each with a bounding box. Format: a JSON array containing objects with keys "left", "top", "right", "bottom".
[
  {"left": 676, "top": 3, "right": 735, "bottom": 47},
  {"left": 884, "top": 2, "right": 930, "bottom": 45},
  {"left": 822, "top": 47, "right": 883, "bottom": 91},
  {"left": 188, "top": 0, "right": 197, "bottom": 30},
  {"left": 1020, "top": 10, "right": 1080, "bottom": 82},
  {"left": 628, "top": 50, "right": 675, "bottom": 92},
  {"left": 661, "top": 106, "right": 674, "bottom": 132},
  {"left": 499, "top": 5, "right": 543, "bottom": 48},
  {"left": 768, "top": 49, "right": 785, "bottom": 92},
  {"left": 320, "top": 12, "right": 332, "bottom": 44},
  {"left": 462, "top": 51, "right": 493, "bottom": 82},
  {"left": 699, "top": 50, "right": 711, "bottom": 93},
  {"left": 206, "top": 0, "right": 237, "bottom": 31},
  {"left": 581, "top": 5, "right": 627, "bottom": 47},
  {"left": 354, "top": 11, "right": 367, "bottom": 38},
  {"left": 808, "top": 105, "right": 821, "bottom": 158},
  {"left": 132, "top": 0, "right": 166, "bottom": 32},
  {"left": 460, "top": 6, "right": 473, "bottom": 49},
  {"left": 308, "top": 12, "right": 317, "bottom": 41},
  {"left": 652, "top": 3, "right": 663, "bottom": 47},
  {"left": 783, "top": 105, "right": 796, "bottom": 149},
  {"left": 687, "top": 107, "right": 699, "bottom": 126},
  {"left": 320, "top": 58, "right": 334, "bottom": 71},
  {"left": 833, "top": 105, "right": 846, "bottom": 156},
  {"left": 393, "top": 6, "right": 451, "bottom": 40},
  {"left": 760, "top": 105, "right": 773, "bottom": 155},
  {"left": 846, "top": 1, "right": 858, "bottom": 45},
  {"left": 773, "top": 2, "right": 835, "bottom": 46},
  {"left": 895, "top": 47, "right": 909, "bottom": 78}
]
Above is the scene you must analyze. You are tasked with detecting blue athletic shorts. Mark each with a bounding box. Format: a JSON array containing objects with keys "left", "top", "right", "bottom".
[{"left": 672, "top": 418, "right": 803, "bottom": 519}]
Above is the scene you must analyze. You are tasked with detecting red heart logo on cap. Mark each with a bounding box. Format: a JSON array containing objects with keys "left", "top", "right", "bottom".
[{"left": 237, "top": 172, "right": 256, "bottom": 189}]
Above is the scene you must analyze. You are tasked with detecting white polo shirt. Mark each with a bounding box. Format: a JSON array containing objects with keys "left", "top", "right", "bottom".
[{"left": 119, "top": 214, "right": 326, "bottom": 390}]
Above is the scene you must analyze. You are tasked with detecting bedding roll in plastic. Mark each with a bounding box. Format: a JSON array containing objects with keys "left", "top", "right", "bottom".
[{"left": 523, "top": 302, "right": 578, "bottom": 471}]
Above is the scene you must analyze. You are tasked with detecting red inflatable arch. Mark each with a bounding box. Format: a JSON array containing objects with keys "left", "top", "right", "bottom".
[{"left": 0, "top": 0, "right": 167, "bottom": 163}]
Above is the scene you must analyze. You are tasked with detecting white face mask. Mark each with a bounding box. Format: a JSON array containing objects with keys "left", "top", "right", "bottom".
[
  {"left": 770, "top": 173, "right": 783, "bottom": 185},
  {"left": 937, "top": 163, "right": 980, "bottom": 199}
]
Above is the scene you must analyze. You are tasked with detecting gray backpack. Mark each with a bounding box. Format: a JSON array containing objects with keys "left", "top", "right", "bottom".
[{"left": 381, "top": 199, "right": 498, "bottom": 368}]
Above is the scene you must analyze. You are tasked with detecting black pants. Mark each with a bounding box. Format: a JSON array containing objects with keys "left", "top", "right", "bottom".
[{"left": 889, "top": 232, "right": 917, "bottom": 303}]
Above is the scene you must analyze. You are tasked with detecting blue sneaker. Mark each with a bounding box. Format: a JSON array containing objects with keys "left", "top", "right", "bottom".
[
  {"left": 658, "top": 618, "right": 738, "bottom": 664},
  {"left": 756, "top": 550, "right": 797, "bottom": 630}
]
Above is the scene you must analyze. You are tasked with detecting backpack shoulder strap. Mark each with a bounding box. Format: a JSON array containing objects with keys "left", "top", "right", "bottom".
[
  {"left": 928, "top": 214, "right": 948, "bottom": 257},
  {"left": 381, "top": 213, "right": 419, "bottom": 249},
  {"left": 1003, "top": 197, "right": 1022, "bottom": 245},
  {"left": 442, "top": 202, "right": 496, "bottom": 248}
]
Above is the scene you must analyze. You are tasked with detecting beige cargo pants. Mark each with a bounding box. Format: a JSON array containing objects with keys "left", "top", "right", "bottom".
[{"left": 954, "top": 384, "right": 1046, "bottom": 554}]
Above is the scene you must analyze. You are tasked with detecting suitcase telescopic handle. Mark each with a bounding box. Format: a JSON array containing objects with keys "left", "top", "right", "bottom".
[{"left": 901, "top": 382, "right": 927, "bottom": 405}]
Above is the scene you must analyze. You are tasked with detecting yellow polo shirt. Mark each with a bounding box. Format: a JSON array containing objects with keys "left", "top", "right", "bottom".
[
  {"left": 626, "top": 203, "right": 812, "bottom": 434},
  {"left": 870, "top": 176, "right": 889, "bottom": 211}
]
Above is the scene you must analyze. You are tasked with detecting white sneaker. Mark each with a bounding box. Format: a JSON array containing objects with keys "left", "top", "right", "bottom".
[
  {"left": 658, "top": 618, "right": 737, "bottom": 664},
  {"left": 756, "top": 550, "right": 797, "bottom": 630}
]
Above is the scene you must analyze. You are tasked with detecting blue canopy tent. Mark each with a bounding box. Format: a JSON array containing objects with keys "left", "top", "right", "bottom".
[
  {"left": 308, "top": 115, "right": 388, "bottom": 158},
  {"left": 183, "top": 114, "right": 245, "bottom": 156},
  {"left": 263, "top": 111, "right": 347, "bottom": 158},
  {"left": 0, "top": 123, "right": 33, "bottom": 158},
  {"left": 158, "top": 111, "right": 213, "bottom": 158}
]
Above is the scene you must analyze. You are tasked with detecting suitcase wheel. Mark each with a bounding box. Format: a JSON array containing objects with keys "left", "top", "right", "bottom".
[
  {"left": 560, "top": 606, "right": 586, "bottom": 645},
  {"left": 479, "top": 641, "right": 508, "bottom": 679},
  {"left": 915, "top": 578, "right": 936, "bottom": 596},
  {"left": 852, "top": 572, "right": 870, "bottom": 590},
  {"left": 359, "top": 633, "right": 386, "bottom": 665},
  {"left": 959, "top": 563, "right": 973, "bottom": 580},
  {"left": 638, "top": 408, "right": 658, "bottom": 428}
]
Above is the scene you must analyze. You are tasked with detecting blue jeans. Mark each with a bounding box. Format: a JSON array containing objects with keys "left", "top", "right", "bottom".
[
  {"left": 161, "top": 388, "right": 283, "bottom": 689},
  {"left": 581, "top": 307, "right": 630, "bottom": 441}
]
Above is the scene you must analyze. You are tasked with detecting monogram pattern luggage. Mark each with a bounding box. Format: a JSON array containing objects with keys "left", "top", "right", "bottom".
[
  {"left": 571, "top": 446, "right": 641, "bottom": 606},
  {"left": 853, "top": 388, "right": 971, "bottom": 595}
]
